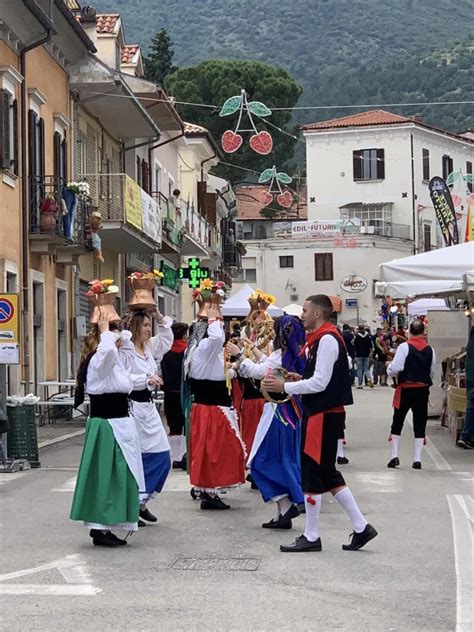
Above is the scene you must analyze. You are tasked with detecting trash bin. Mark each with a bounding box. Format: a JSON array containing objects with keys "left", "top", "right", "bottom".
[{"left": 7, "top": 404, "right": 40, "bottom": 468}]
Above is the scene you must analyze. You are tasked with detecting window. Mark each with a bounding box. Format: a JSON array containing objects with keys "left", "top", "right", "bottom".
[
  {"left": 28, "top": 109, "right": 45, "bottom": 178},
  {"left": 467, "top": 161, "right": 473, "bottom": 194},
  {"left": 340, "top": 203, "right": 397, "bottom": 237},
  {"left": 245, "top": 268, "right": 256, "bottom": 283},
  {"left": 154, "top": 162, "right": 161, "bottom": 193},
  {"left": 353, "top": 148, "right": 385, "bottom": 181},
  {"left": 53, "top": 131, "right": 68, "bottom": 182},
  {"left": 279, "top": 255, "right": 294, "bottom": 268},
  {"left": 314, "top": 253, "right": 333, "bottom": 281},
  {"left": 442, "top": 155, "right": 453, "bottom": 181},
  {"left": 0, "top": 89, "right": 18, "bottom": 175},
  {"left": 422, "top": 148, "right": 430, "bottom": 181},
  {"left": 423, "top": 223, "right": 431, "bottom": 252}
]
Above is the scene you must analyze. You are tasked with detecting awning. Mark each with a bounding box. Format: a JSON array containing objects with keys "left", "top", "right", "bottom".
[
  {"left": 222, "top": 284, "right": 283, "bottom": 317},
  {"left": 70, "top": 54, "right": 160, "bottom": 139}
]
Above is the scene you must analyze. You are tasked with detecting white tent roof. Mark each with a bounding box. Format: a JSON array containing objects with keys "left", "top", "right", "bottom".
[
  {"left": 377, "top": 242, "right": 474, "bottom": 298},
  {"left": 407, "top": 298, "right": 449, "bottom": 316},
  {"left": 221, "top": 284, "right": 283, "bottom": 317},
  {"left": 283, "top": 303, "right": 303, "bottom": 316}
]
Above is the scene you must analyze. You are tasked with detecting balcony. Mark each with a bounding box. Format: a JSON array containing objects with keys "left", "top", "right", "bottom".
[
  {"left": 29, "top": 175, "right": 93, "bottom": 263},
  {"left": 180, "top": 200, "right": 214, "bottom": 258},
  {"left": 82, "top": 174, "right": 162, "bottom": 254},
  {"left": 238, "top": 220, "right": 412, "bottom": 241}
]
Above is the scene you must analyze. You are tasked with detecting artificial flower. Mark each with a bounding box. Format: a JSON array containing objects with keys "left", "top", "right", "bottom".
[
  {"left": 107, "top": 285, "right": 119, "bottom": 293},
  {"left": 102, "top": 279, "right": 114, "bottom": 286},
  {"left": 153, "top": 269, "right": 164, "bottom": 278},
  {"left": 216, "top": 289, "right": 226, "bottom": 297},
  {"left": 200, "top": 279, "right": 213, "bottom": 290}
]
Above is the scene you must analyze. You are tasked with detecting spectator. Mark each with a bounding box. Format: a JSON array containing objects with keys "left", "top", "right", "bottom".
[
  {"left": 342, "top": 324, "right": 355, "bottom": 385},
  {"left": 161, "top": 322, "right": 189, "bottom": 469},
  {"left": 373, "top": 329, "right": 388, "bottom": 386},
  {"left": 354, "top": 325, "right": 374, "bottom": 389}
]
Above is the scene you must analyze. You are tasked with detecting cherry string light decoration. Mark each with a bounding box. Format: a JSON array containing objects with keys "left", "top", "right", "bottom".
[
  {"left": 219, "top": 89, "right": 273, "bottom": 155},
  {"left": 258, "top": 165, "right": 294, "bottom": 208}
]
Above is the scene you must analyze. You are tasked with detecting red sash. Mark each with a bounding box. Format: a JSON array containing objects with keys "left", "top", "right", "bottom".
[
  {"left": 304, "top": 407, "right": 345, "bottom": 464},
  {"left": 392, "top": 337, "right": 430, "bottom": 409}
]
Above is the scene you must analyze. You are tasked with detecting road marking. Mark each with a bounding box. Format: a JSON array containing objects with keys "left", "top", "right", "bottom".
[
  {"left": 0, "top": 553, "right": 101, "bottom": 597},
  {"left": 408, "top": 420, "right": 452, "bottom": 471},
  {"left": 447, "top": 495, "right": 473, "bottom": 632},
  {"left": 355, "top": 472, "right": 402, "bottom": 492},
  {"left": 453, "top": 472, "right": 474, "bottom": 482},
  {"left": 0, "top": 472, "right": 26, "bottom": 486},
  {"left": 52, "top": 476, "right": 77, "bottom": 492},
  {"left": 38, "top": 429, "right": 85, "bottom": 450}
]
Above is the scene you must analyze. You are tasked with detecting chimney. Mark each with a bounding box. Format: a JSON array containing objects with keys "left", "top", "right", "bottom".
[{"left": 79, "top": 5, "right": 98, "bottom": 47}]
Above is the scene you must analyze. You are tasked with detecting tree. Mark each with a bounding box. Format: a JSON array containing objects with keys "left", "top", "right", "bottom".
[
  {"left": 144, "top": 28, "right": 177, "bottom": 86},
  {"left": 165, "top": 59, "right": 303, "bottom": 183}
]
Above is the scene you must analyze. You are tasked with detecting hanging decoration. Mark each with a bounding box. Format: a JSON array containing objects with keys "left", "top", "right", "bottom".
[
  {"left": 258, "top": 165, "right": 294, "bottom": 208},
  {"left": 219, "top": 90, "right": 273, "bottom": 155}
]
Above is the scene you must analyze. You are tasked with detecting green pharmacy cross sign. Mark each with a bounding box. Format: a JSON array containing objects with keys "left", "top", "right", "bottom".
[{"left": 179, "top": 257, "right": 210, "bottom": 288}]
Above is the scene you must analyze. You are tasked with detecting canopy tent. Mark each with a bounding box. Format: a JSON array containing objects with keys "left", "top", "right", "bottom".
[
  {"left": 407, "top": 298, "right": 449, "bottom": 316},
  {"left": 376, "top": 242, "right": 474, "bottom": 299},
  {"left": 221, "top": 284, "right": 284, "bottom": 318},
  {"left": 282, "top": 303, "right": 303, "bottom": 316}
]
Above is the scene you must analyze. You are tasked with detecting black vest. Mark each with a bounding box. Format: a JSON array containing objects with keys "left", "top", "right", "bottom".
[
  {"left": 398, "top": 344, "right": 433, "bottom": 387},
  {"left": 241, "top": 377, "right": 264, "bottom": 400},
  {"left": 302, "top": 332, "right": 353, "bottom": 416}
]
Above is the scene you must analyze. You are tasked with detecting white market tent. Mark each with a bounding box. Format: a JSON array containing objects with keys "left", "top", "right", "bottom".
[
  {"left": 282, "top": 303, "right": 303, "bottom": 316},
  {"left": 407, "top": 298, "right": 449, "bottom": 316},
  {"left": 221, "top": 284, "right": 283, "bottom": 318},
  {"left": 376, "top": 242, "right": 474, "bottom": 299}
]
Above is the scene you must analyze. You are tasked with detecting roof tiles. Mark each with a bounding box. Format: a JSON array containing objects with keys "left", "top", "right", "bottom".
[
  {"left": 121, "top": 44, "right": 140, "bottom": 64},
  {"left": 95, "top": 13, "right": 120, "bottom": 34},
  {"left": 302, "top": 109, "right": 411, "bottom": 131}
]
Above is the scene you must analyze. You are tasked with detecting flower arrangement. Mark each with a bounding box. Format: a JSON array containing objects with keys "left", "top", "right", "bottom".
[
  {"left": 192, "top": 279, "right": 228, "bottom": 301},
  {"left": 66, "top": 181, "right": 90, "bottom": 198},
  {"left": 129, "top": 269, "right": 164, "bottom": 284},
  {"left": 86, "top": 278, "right": 119, "bottom": 297},
  {"left": 249, "top": 289, "right": 276, "bottom": 306}
]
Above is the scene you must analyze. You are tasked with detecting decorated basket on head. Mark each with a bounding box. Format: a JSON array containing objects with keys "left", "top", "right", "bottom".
[
  {"left": 128, "top": 269, "right": 163, "bottom": 311},
  {"left": 245, "top": 289, "right": 276, "bottom": 353},
  {"left": 87, "top": 278, "right": 121, "bottom": 324},
  {"left": 192, "top": 279, "right": 229, "bottom": 320}
]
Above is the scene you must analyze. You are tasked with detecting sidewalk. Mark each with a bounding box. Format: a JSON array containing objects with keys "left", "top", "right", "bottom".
[{"left": 36, "top": 420, "right": 86, "bottom": 449}]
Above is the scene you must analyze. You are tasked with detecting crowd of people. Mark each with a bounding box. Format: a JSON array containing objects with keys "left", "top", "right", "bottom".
[{"left": 70, "top": 278, "right": 438, "bottom": 552}]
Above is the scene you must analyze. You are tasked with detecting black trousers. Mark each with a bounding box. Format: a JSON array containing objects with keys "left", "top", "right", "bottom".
[
  {"left": 164, "top": 391, "right": 185, "bottom": 436},
  {"left": 391, "top": 387, "right": 429, "bottom": 438}
]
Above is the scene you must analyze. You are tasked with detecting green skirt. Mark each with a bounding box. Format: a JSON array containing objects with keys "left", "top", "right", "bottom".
[{"left": 70, "top": 417, "right": 139, "bottom": 530}]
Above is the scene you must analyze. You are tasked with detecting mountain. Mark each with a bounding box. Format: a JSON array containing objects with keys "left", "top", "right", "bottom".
[{"left": 94, "top": 0, "right": 474, "bottom": 131}]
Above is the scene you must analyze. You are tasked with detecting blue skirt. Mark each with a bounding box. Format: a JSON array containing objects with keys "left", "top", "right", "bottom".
[
  {"left": 142, "top": 451, "right": 171, "bottom": 497},
  {"left": 251, "top": 409, "right": 304, "bottom": 505}
]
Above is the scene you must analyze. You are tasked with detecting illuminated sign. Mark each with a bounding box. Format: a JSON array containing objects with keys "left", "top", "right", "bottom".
[{"left": 179, "top": 257, "right": 210, "bottom": 288}]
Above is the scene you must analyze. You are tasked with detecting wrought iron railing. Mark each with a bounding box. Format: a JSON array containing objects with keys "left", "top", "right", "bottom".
[{"left": 29, "top": 175, "right": 91, "bottom": 247}]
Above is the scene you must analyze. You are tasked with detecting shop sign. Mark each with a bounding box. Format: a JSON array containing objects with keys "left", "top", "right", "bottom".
[
  {"left": 340, "top": 275, "right": 368, "bottom": 293},
  {"left": 291, "top": 218, "right": 360, "bottom": 239},
  {"left": 179, "top": 257, "right": 210, "bottom": 289},
  {"left": 0, "top": 293, "right": 20, "bottom": 364},
  {"left": 161, "top": 262, "right": 179, "bottom": 291}
]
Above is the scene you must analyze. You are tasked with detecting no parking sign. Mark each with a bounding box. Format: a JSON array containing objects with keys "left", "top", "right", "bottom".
[{"left": 0, "top": 293, "right": 20, "bottom": 364}]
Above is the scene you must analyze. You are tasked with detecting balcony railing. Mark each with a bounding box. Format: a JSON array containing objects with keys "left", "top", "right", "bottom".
[{"left": 29, "top": 175, "right": 92, "bottom": 248}]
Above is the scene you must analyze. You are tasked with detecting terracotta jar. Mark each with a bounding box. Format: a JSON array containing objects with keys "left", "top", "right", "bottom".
[
  {"left": 90, "top": 292, "right": 121, "bottom": 324},
  {"left": 196, "top": 292, "right": 223, "bottom": 320},
  {"left": 128, "top": 277, "right": 157, "bottom": 311}
]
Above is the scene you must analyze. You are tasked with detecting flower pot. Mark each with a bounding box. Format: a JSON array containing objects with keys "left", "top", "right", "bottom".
[
  {"left": 195, "top": 292, "right": 223, "bottom": 320},
  {"left": 40, "top": 212, "right": 57, "bottom": 233},
  {"left": 90, "top": 292, "right": 121, "bottom": 324},
  {"left": 128, "top": 277, "right": 157, "bottom": 311}
]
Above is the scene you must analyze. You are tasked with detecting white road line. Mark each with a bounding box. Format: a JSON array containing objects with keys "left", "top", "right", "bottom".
[
  {"left": 447, "top": 495, "right": 474, "bottom": 632},
  {"left": 355, "top": 472, "right": 402, "bottom": 493},
  {"left": 0, "top": 584, "right": 101, "bottom": 596},
  {"left": 52, "top": 476, "right": 77, "bottom": 492},
  {"left": 38, "top": 429, "right": 85, "bottom": 450},
  {"left": 0, "top": 472, "right": 26, "bottom": 486}
]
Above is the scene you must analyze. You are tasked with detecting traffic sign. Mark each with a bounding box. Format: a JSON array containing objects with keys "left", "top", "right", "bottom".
[
  {"left": 0, "top": 293, "right": 19, "bottom": 364},
  {"left": 345, "top": 298, "right": 358, "bottom": 307}
]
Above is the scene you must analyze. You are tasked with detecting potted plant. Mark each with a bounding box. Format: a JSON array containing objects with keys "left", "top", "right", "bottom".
[
  {"left": 235, "top": 240, "right": 247, "bottom": 256},
  {"left": 39, "top": 195, "right": 58, "bottom": 232}
]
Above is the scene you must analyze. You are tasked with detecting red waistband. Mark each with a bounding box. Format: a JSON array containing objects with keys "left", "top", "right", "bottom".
[{"left": 393, "top": 382, "right": 428, "bottom": 409}]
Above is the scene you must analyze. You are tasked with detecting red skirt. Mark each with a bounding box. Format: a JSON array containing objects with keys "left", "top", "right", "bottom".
[
  {"left": 189, "top": 404, "right": 246, "bottom": 492},
  {"left": 241, "top": 398, "right": 265, "bottom": 464}
]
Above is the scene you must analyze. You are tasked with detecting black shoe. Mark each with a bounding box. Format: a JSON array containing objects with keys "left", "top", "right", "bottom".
[
  {"left": 173, "top": 455, "right": 187, "bottom": 470},
  {"left": 342, "top": 524, "right": 378, "bottom": 551},
  {"left": 246, "top": 473, "right": 254, "bottom": 484},
  {"left": 140, "top": 508, "right": 157, "bottom": 522},
  {"left": 412, "top": 461, "right": 422, "bottom": 470},
  {"left": 107, "top": 532, "right": 127, "bottom": 545},
  {"left": 280, "top": 535, "right": 322, "bottom": 553},
  {"left": 337, "top": 456, "right": 349, "bottom": 465},
  {"left": 200, "top": 493, "right": 230, "bottom": 510},
  {"left": 138, "top": 519, "right": 147, "bottom": 527},
  {"left": 296, "top": 503, "right": 306, "bottom": 514},
  {"left": 387, "top": 457, "right": 400, "bottom": 468},
  {"left": 457, "top": 439, "right": 474, "bottom": 449},
  {"left": 90, "top": 529, "right": 122, "bottom": 547},
  {"left": 190, "top": 487, "right": 201, "bottom": 500},
  {"left": 262, "top": 517, "right": 293, "bottom": 529}
]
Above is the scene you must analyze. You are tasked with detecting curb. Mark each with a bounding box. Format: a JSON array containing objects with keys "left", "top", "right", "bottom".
[{"left": 38, "top": 429, "right": 85, "bottom": 450}]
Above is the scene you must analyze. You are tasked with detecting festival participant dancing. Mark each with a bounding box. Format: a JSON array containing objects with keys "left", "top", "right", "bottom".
[
  {"left": 120, "top": 309, "right": 173, "bottom": 525},
  {"left": 71, "top": 281, "right": 145, "bottom": 547},
  {"left": 235, "top": 315, "right": 305, "bottom": 529},
  {"left": 263, "top": 295, "right": 377, "bottom": 553},
  {"left": 186, "top": 282, "right": 246, "bottom": 510},
  {"left": 386, "top": 319, "right": 436, "bottom": 469}
]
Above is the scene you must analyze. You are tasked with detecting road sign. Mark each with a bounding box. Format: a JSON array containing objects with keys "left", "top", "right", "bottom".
[
  {"left": 0, "top": 293, "right": 20, "bottom": 364},
  {"left": 345, "top": 298, "right": 358, "bottom": 307}
]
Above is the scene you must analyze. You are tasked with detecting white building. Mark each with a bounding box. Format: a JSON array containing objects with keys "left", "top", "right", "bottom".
[{"left": 238, "top": 110, "right": 473, "bottom": 325}]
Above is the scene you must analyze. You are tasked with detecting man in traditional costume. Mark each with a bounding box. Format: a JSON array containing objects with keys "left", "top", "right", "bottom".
[{"left": 263, "top": 294, "right": 378, "bottom": 552}]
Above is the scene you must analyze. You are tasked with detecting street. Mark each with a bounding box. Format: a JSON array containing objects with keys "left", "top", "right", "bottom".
[{"left": 1, "top": 388, "right": 472, "bottom": 632}]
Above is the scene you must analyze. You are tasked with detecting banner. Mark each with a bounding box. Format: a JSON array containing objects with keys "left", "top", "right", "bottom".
[
  {"left": 141, "top": 189, "right": 162, "bottom": 246},
  {"left": 429, "top": 177, "right": 459, "bottom": 246},
  {"left": 290, "top": 218, "right": 360, "bottom": 239},
  {"left": 124, "top": 175, "right": 143, "bottom": 230}
]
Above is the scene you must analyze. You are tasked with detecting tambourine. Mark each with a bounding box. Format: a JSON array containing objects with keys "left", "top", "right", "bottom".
[{"left": 260, "top": 367, "right": 292, "bottom": 404}]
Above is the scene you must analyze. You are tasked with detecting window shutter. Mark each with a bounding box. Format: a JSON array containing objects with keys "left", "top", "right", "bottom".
[
  {"left": 62, "top": 136, "right": 68, "bottom": 182},
  {"left": 376, "top": 149, "right": 385, "bottom": 179},
  {"left": 353, "top": 150, "right": 362, "bottom": 180},
  {"left": 12, "top": 99, "right": 18, "bottom": 175},
  {"left": 39, "top": 117, "right": 45, "bottom": 179},
  {"left": 0, "top": 90, "right": 10, "bottom": 169},
  {"left": 28, "top": 109, "right": 37, "bottom": 177},
  {"left": 53, "top": 131, "right": 61, "bottom": 179}
]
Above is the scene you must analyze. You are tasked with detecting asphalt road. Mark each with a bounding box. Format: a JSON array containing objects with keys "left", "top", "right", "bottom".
[{"left": 0, "top": 388, "right": 472, "bottom": 632}]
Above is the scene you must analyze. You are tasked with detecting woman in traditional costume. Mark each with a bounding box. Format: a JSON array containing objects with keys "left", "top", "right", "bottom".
[
  {"left": 238, "top": 315, "right": 306, "bottom": 529},
  {"left": 119, "top": 310, "right": 173, "bottom": 525},
  {"left": 71, "top": 281, "right": 146, "bottom": 547}
]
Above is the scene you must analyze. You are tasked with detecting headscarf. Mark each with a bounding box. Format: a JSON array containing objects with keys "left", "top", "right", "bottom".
[{"left": 279, "top": 315, "right": 306, "bottom": 374}]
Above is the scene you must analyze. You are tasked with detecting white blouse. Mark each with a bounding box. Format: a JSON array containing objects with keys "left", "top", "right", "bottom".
[
  {"left": 86, "top": 331, "right": 134, "bottom": 395},
  {"left": 189, "top": 320, "right": 226, "bottom": 381},
  {"left": 239, "top": 349, "right": 282, "bottom": 380}
]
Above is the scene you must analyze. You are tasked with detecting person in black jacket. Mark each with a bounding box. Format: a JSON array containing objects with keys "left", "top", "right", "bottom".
[
  {"left": 354, "top": 325, "right": 374, "bottom": 389},
  {"left": 161, "top": 322, "right": 188, "bottom": 469},
  {"left": 342, "top": 324, "right": 355, "bottom": 386}
]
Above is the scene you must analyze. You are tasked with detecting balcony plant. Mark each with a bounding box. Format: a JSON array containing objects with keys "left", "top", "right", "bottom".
[
  {"left": 235, "top": 240, "right": 247, "bottom": 256},
  {"left": 38, "top": 195, "right": 58, "bottom": 233}
]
